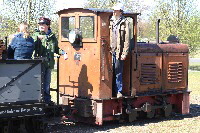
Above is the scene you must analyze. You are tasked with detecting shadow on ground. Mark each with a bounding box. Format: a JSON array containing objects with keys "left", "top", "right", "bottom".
[{"left": 48, "top": 104, "right": 200, "bottom": 133}]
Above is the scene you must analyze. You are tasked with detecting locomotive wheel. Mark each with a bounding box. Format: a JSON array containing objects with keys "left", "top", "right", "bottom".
[
  {"left": 164, "top": 104, "right": 172, "bottom": 117},
  {"left": 146, "top": 109, "right": 155, "bottom": 119},
  {"left": 128, "top": 111, "right": 138, "bottom": 122}
]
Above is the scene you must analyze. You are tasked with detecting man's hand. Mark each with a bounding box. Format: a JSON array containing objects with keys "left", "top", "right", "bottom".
[
  {"left": 64, "top": 53, "right": 68, "bottom": 60},
  {"left": 121, "top": 55, "right": 126, "bottom": 60},
  {"left": 38, "top": 35, "right": 45, "bottom": 40}
]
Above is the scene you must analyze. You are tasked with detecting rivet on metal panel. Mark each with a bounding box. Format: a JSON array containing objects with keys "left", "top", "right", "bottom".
[{"left": 76, "top": 61, "right": 79, "bottom": 65}]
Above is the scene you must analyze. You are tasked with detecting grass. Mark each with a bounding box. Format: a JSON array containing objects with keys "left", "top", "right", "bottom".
[
  {"left": 190, "top": 52, "right": 200, "bottom": 58},
  {"left": 189, "top": 62, "right": 200, "bottom": 71},
  {"left": 50, "top": 69, "right": 57, "bottom": 102},
  {"left": 190, "top": 49, "right": 200, "bottom": 58},
  {"left": 188, "top": 71, "right": 200, "bottom": 96}
]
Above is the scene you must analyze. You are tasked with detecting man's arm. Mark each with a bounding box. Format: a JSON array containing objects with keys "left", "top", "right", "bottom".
[
  {"left": 53, "top": 35, "right": 63, "bottom": 55},
  {"left": 32, "top": 32, "right": 41, "bottom": 57},
  {"left": 109, "top": 21, "right": 113, "bottom": 52},
  {"left": 121, "top": 20, "right": 130, "bottom": 60},
  {"left": 7, "top": 37, "right": 16, "bottom": 59}
]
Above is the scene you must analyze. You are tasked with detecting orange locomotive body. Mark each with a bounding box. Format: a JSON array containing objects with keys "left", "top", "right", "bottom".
[{"left": 57, "top": 8, "right": 190, "bottom": 125}]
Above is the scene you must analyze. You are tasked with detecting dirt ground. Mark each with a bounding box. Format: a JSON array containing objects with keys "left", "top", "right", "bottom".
[{"left": 48, "top": 104, "right": 200, "bottom": 133}]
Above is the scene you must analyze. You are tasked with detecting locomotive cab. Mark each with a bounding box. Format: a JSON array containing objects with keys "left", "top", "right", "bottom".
[{"left": 57, "top": 8, "right": 138, "bottom": 99}]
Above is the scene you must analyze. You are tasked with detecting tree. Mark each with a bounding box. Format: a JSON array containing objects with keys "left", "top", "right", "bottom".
[
  {"left": 148, "top": 0, "right": 200, "bottom": 54},
  {"left": 0, "top": 16, "right": 18, "bottom": 39},
  {"left": 182, "top": 15, "right": 200, "bottom": 56},
  {"left": 85, "top": 0, "right": 149, "bottom": 12},
  {"left": 0, "top": 0, "right": 56, "bottom": 38},
  {"left": 84, "top": 0, "right": 116, "bottom": 8}
]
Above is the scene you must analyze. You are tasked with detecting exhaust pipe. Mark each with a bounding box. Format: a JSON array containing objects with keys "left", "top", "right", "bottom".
[{"left": 156, "top": 19, "right": 160, "bottom": 44}]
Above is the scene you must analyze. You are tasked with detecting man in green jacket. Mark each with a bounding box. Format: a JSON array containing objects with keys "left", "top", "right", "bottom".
[{"left": 33, "top": 17, "right": 68, "bottom": 105}]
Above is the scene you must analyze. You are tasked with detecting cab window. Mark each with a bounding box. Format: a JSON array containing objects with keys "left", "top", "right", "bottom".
[
  {"left": 79, "top": 16, "right": 94, "bottom": 38},
  {"left": 61, "top": 17, "right": 75, "bottom": 39}
]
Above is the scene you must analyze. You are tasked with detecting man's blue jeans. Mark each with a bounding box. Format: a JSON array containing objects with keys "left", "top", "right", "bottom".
[
  {"left": 112, "top": 53, "right": 124, "bottom": 93},
  {"left": 43, "top": 67, "right": 51, "bottom": 103}
]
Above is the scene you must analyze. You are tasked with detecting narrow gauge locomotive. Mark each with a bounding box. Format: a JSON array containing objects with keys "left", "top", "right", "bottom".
[{"left": 57, "top": 8, "right": 190, "bottom": 125}]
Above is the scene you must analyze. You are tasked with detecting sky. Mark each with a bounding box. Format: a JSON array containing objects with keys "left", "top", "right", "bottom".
[
  {"left": 0, "top": 0, "right": 86, "bottom": 12},
  {"left": 55, "top": 0, "right": 86, "bottom": 10},
  {"left": 1, "top": 0, "right": 200, "bottom": 12},
  {"left": 55, "top": 0, "right": 155, "bottom": 11}
]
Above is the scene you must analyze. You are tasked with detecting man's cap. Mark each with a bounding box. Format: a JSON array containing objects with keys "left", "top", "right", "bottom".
[
  {"left": 113, "top": 3, "right": 124, "bottom": 11},
  {"left": 38, "top": 17, "right": 51, "bottom": 25}
]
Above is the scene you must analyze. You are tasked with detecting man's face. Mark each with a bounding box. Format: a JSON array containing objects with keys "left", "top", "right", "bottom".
[
  {"left": 19, "top": 24, "right": 27, "bottom": 32},
  {"left": 38, "top": 23, "right": 48, "bottom": 32},
  {"left": 113, "top": 10, "right": 122, "bottom": 17}
]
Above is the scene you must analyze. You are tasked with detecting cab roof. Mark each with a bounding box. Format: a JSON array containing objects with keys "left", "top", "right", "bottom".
[{"left": 56, "top": 8, "right": 140, "bottom": 16}]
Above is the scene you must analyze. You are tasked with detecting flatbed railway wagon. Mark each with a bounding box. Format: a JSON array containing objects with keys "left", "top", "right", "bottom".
[{"left": 0, "top": 59, "right": 46, "bottom": 133}]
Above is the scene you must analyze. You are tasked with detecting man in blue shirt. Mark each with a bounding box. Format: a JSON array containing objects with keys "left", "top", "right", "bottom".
[{"left": 7, "top": 22, "right": 34, "bottom": 59}]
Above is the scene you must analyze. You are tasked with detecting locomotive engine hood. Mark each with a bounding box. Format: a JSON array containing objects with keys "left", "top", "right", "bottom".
[{"left": 137, "top": 43, "right": 189, "bottom": 53}]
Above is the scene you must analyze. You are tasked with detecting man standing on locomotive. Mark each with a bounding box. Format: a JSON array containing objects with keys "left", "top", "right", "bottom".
[
  {"left": 33, "top": 17, "right": 68, "bottom": 105},
  {"left": 110, "top": 3, "right": 130, "bottom": 97}
]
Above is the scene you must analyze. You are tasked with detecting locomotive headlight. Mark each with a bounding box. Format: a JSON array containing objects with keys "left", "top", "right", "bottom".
[
  {"left": 68, "top": 28, "right": 83, "bottom": 47},
  {"left": 69, "top": 30, "right": 76, "bottom": 44}
]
